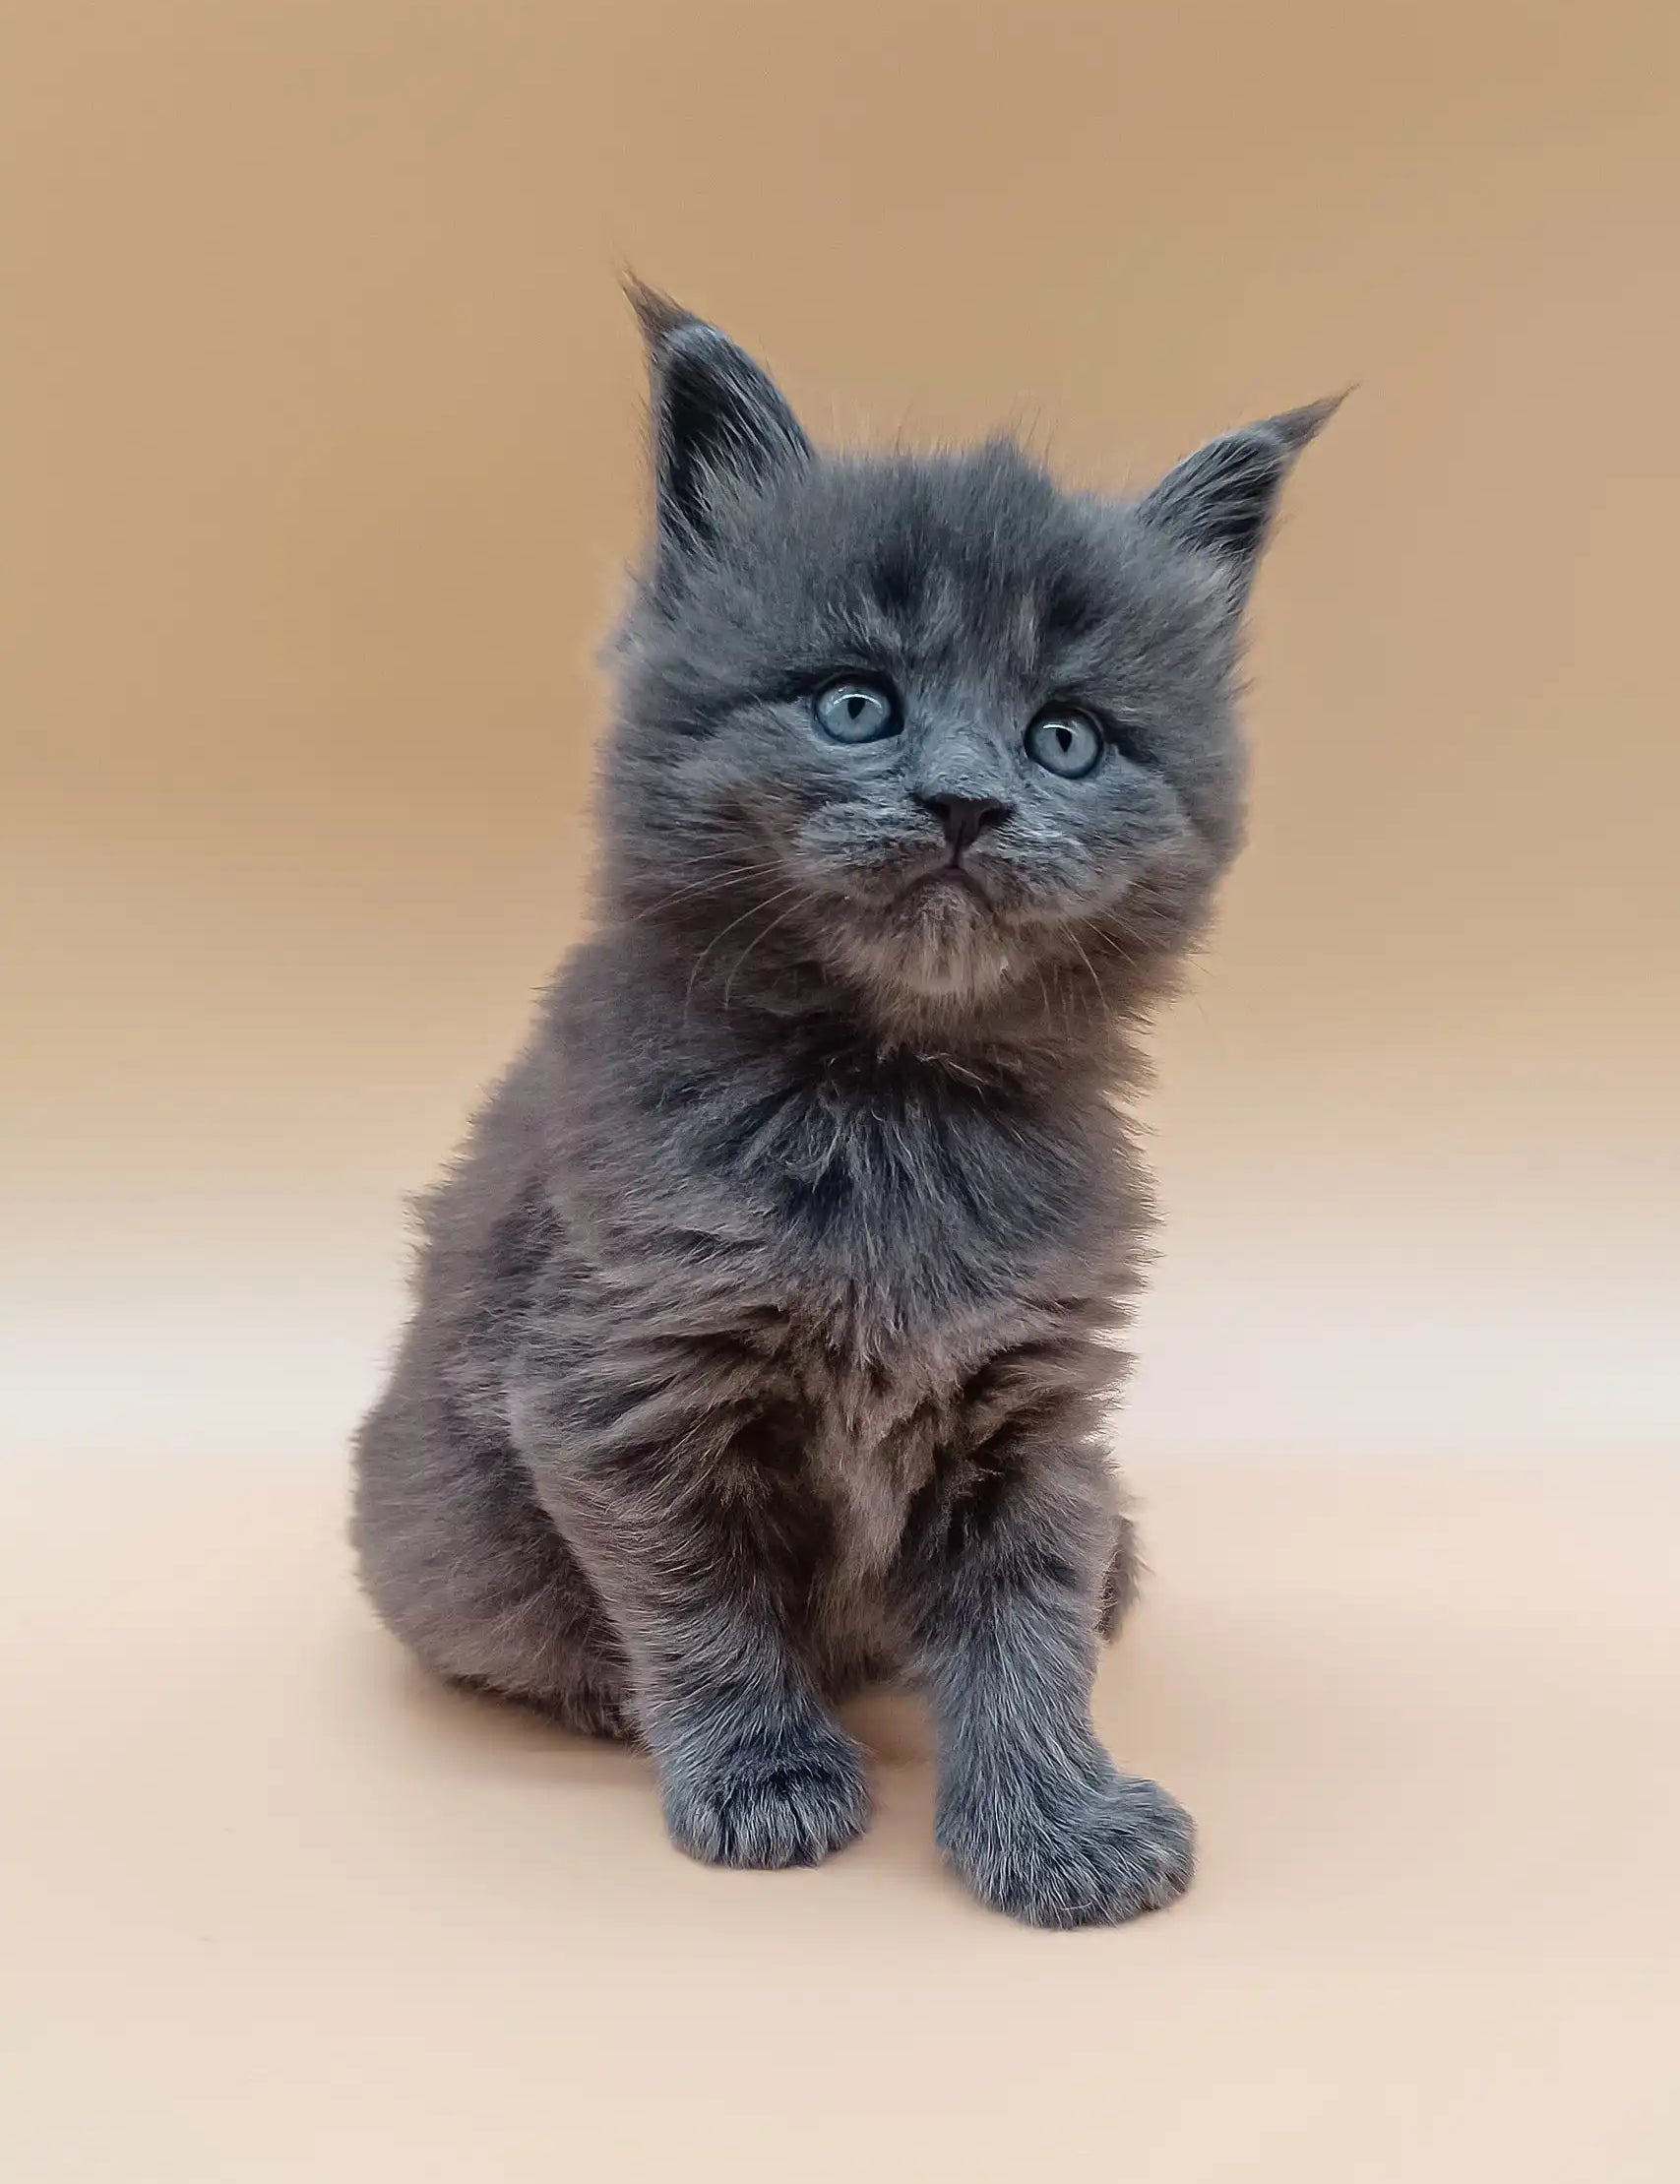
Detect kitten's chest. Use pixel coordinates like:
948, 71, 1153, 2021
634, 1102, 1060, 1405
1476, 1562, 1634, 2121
777, 1302, 1001, 1654
626, 1050, 1133, 1580
795, 1331, 949, 1574
695, 1057, 1113, 1337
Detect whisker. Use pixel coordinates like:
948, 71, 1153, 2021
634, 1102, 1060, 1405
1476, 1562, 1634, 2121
628, 861, 783, 923
720, 897, 806, 1018
1065, 929, 1106, 1019
683, 883, 804, 1030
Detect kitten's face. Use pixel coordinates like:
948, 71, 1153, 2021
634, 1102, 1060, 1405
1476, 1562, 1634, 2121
610, 291, 1332, 1024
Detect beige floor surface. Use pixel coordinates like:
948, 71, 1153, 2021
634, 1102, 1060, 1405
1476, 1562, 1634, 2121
3, 1452, 1676, 2182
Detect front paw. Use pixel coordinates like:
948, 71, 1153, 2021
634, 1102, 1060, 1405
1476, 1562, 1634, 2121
939, 1756, 1195, 1929
661, 1718, 870, 1871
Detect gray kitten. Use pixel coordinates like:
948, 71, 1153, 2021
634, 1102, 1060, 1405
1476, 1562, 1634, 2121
352, 285, 1334, 1927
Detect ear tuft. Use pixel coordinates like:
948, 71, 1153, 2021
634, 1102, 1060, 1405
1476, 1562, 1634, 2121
1140, 391, 1346, 602
1266, 390, 1350, 456
623, 276, 698, 354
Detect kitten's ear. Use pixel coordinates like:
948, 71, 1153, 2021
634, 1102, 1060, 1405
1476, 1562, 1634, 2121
627, 280, 812, 584
1139, 395, 1344, 603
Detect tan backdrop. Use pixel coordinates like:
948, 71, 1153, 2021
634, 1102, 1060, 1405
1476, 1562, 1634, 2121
3, 6, 1677, 2181
4, 0, 1676, 1465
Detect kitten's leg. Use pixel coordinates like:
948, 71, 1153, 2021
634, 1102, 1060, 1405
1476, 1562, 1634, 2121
353, 1371, 634, 1738
902, 1409, 1193, 1928
509, 1376, 868, 1871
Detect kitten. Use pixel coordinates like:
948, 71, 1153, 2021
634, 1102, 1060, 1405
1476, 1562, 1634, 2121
351, 284, 1334, 1927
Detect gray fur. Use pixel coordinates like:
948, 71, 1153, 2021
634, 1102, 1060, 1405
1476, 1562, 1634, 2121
351, 288, 1333, 1926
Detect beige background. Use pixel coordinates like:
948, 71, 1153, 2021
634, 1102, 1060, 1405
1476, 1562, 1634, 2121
3, 4, 1677, 2179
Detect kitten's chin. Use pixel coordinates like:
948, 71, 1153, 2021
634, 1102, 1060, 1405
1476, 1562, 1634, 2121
833, 876, 1018, 1010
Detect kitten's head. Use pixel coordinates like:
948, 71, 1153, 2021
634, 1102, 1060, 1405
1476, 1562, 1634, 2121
605, 285, 1335, 1036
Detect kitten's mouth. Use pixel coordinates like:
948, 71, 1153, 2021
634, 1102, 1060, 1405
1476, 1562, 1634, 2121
899, 865, 992, 908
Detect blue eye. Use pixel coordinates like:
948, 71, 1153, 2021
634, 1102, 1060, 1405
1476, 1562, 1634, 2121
1026, 710, 1103, 780
814, 678, 901, 744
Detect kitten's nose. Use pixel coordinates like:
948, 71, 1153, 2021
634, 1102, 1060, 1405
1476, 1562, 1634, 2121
917, 792, 1013, 855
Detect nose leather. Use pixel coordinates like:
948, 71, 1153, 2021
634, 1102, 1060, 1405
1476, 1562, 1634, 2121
917, 792, 1013, 855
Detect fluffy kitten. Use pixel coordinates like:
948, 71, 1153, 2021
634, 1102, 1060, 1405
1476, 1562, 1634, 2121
351, 286, 1334, 1927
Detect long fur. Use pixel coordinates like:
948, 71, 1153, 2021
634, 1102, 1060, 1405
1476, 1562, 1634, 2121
350, 291, 1332, 1925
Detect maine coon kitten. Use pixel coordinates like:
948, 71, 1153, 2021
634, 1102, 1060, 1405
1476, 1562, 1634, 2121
351, 285, 1334, 1927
